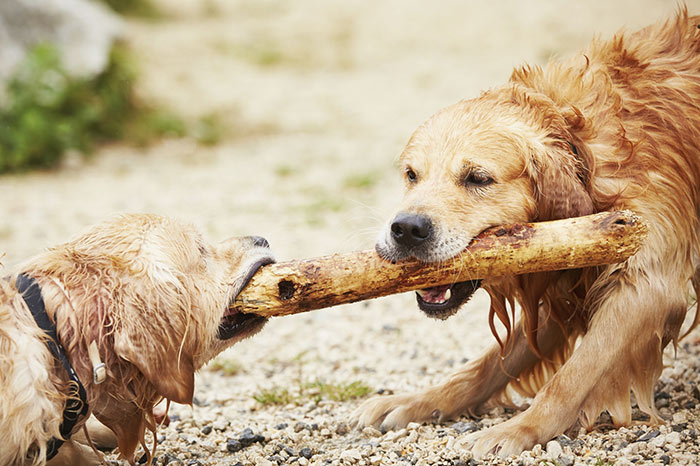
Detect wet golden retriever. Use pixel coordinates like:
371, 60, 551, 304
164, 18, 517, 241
352, 7, 700, 457
0, 214, 274, 465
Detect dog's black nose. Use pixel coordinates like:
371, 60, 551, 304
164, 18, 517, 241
250, 236, 270, 248
390, 213, 433, 248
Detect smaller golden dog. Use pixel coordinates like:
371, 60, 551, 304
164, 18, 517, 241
0, 214, 274, 466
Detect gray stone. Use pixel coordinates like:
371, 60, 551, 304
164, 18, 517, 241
0, 0, 122, 85
559, 457, 574, 466
546, 439, 563, 458
452, 421, 478, 434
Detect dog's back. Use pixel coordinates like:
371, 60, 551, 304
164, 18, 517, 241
510, 8, 700, 268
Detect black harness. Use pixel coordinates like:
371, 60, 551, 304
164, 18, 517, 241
15, 273, 90, 461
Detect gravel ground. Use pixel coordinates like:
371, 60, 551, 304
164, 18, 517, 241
2, 1, 700, 464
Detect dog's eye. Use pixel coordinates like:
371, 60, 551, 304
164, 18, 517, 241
464, 170, 494, 187
405, 168, 418, 183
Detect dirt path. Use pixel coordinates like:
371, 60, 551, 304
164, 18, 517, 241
2, 1, 699, 465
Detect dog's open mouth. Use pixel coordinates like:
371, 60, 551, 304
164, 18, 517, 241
415, 279, 482, 320
217, 256, 275, 340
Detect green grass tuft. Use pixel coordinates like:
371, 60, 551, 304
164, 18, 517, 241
208, 357, 243, 376
253, 386, 297, 406
306, 380, 373, 402
98, 0, 161, 18
191, 113, 225, 146
0, 44, 185, 173
343, 172, 379, 190
253, 379, 372, 406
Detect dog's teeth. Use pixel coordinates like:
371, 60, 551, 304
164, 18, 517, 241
444, 288, 452, 301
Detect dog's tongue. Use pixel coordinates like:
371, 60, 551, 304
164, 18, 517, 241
417, 284, 452, 304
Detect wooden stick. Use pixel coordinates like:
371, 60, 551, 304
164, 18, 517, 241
232, 210, 647, 317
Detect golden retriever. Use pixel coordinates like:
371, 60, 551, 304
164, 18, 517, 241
0, 214, 274, 465
352, 7, 700, 457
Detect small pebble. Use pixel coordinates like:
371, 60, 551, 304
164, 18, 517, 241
362, 426, 382, 437
638, 430, 661, 442
227, 439, 243, 453
384, 428, 407, 442
340, 449, 362, 462
212, 420, 228, 431
672, 412, 688, 424
294, 422, 310, 433
672, 423, 687, 432
299, 447, 313, 459
162, 455, 184, 466
335, 423, 350, 435
452, 421, 478, 434
559, 456, 574, 466
665, 431, 682, 445
239, 427, 265, 446
546, 439, 563, 458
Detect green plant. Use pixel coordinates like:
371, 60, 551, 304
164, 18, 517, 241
343, 172, 379, 190
98, 0, 161, 18
208, 357, 242, 376
594, 459, 615, 466
253, 386, 297, 406
274, 164, 297, 178
305, 380, 373, 402
0, 44, 184, 173
253, 379, 372, 406
192, 113, 225, 146
254, 351, 372, 406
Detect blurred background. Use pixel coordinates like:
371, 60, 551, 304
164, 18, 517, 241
1, 1, 696, 464
0, 0, 683, 266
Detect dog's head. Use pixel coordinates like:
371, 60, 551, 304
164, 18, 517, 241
377, 85, 594, 319
21, 214, 273, 455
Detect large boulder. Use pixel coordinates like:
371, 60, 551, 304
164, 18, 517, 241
0, 0, 123, 83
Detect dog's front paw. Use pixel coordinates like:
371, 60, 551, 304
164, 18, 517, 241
350, 393, 443, 431
463, 416, 539, 458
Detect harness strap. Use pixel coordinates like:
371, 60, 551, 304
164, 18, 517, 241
15, 273, 90, 461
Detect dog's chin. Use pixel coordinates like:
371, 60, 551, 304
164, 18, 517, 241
376, 239, 482, 320
217, 256, 274, 341
415, 279, 482, 320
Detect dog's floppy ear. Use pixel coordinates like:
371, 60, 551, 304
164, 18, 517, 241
531, 139, 594, 221
113, 285, 196, 404
508, 85, 595, 220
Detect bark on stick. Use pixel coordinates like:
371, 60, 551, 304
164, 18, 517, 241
232, 210, 647, 317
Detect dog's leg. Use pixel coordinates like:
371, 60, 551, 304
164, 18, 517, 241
466, 273, 685, 457
350, 308, 568, 430
46, 440, 103, 466
72, 416, 118, 451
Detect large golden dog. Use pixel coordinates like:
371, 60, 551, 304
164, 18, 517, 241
352, 8, 700, 457
0, 214, 274, 465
